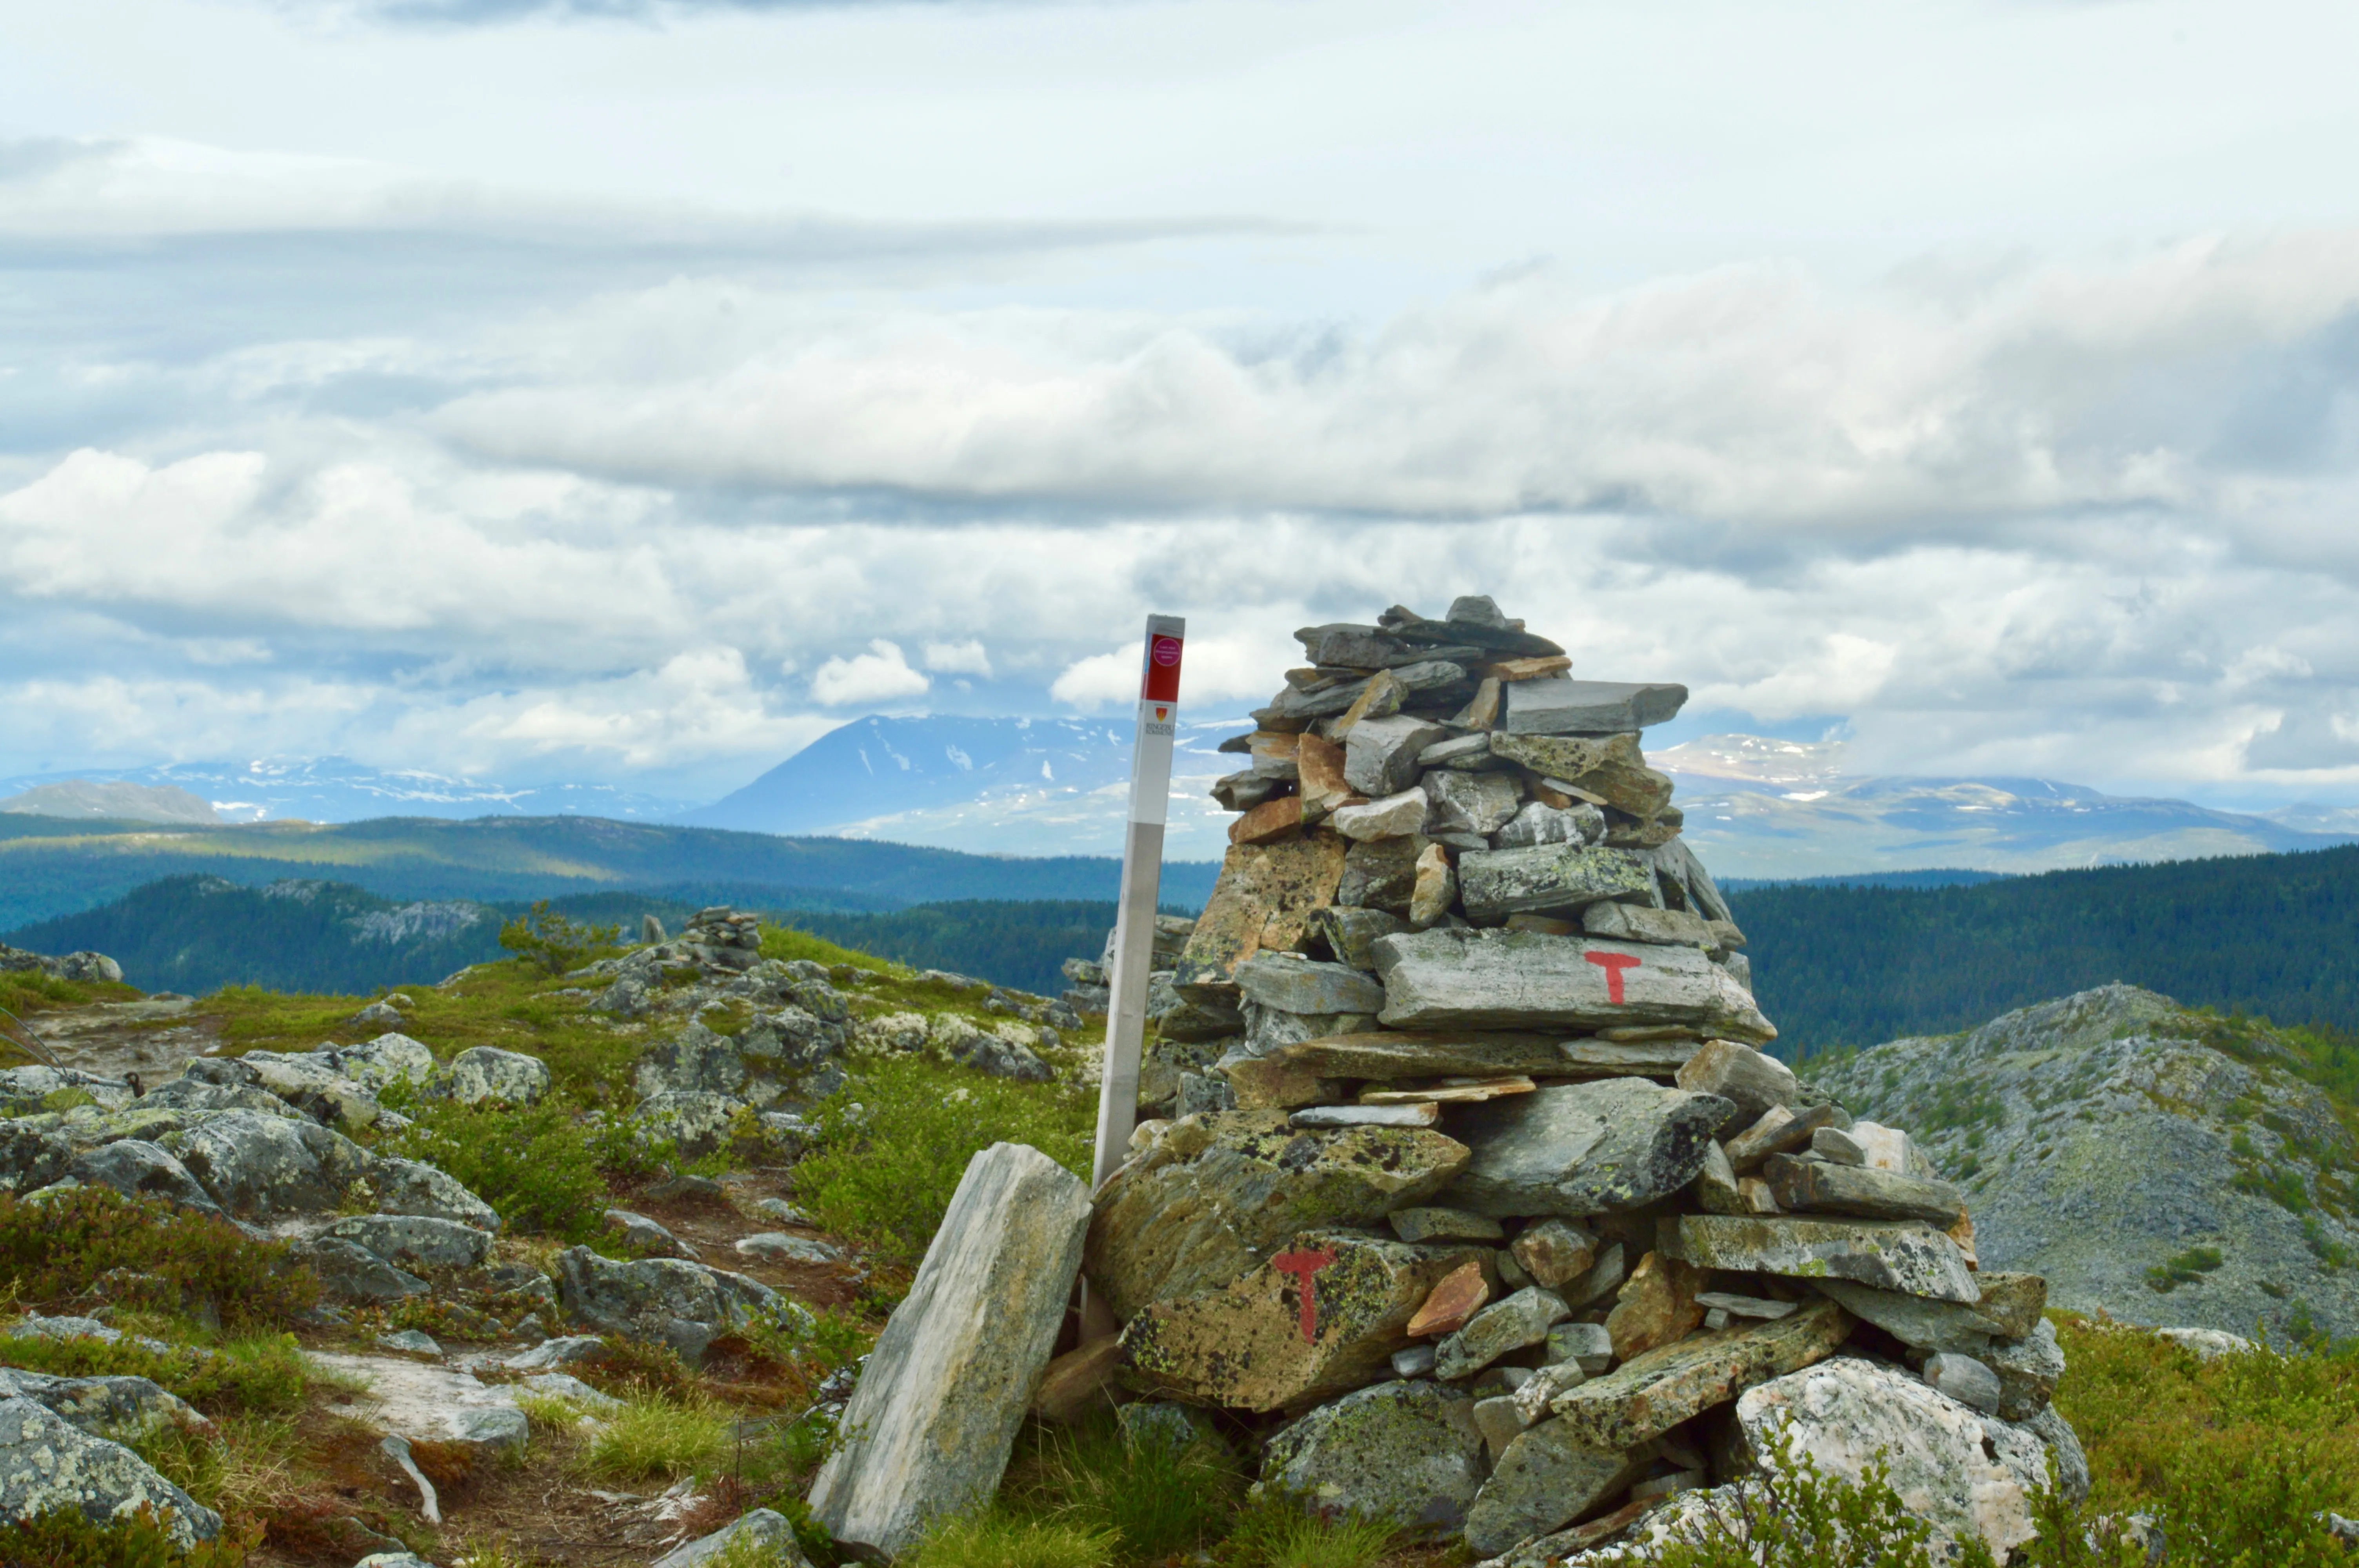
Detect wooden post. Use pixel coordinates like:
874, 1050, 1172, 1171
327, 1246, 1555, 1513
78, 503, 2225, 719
1090, 614, 1185, 1189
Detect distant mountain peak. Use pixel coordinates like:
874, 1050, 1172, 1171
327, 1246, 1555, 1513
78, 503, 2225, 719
0, 779, 220, 826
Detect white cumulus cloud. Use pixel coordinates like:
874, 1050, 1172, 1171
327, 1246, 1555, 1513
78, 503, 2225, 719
810, 640, 931, 707
921, 639, 993, 678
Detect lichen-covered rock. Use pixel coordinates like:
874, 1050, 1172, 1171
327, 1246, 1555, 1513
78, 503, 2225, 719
935, 1016, 1056, 1083
0, 1122, 74, 1196
1463, 1419, 1647, 1557
428, 1047, 550, 1106
1121, 1230, 1487, 1410
1174, 835, 1350, 1002
54, 1140, 220, 1218
811, 1143, 1092, 1563
0, 1368, 209, 1439
1260, 1379, 1487, 1534
1667, 1215, 1978, 1303
652, 1508, 810, 1568
369, 1156, 500, 1230
631, 1089, 744, 1160
1549, 1298, 1854, 1450
324, 1214, 494, 1272
1443, 1080, 1731, 1218
1435, 1287, 1569, 1380
0, 1394, 222, 1546
298, 1236, 429, 1302
1734, 1356, 2051, 1559
1087, 1110, 1472, 1320
554, 1246, 789, 1362
1986, 1318, 2065, 1419
158, 1111, 376, 1219
636, 1023, 748, 1102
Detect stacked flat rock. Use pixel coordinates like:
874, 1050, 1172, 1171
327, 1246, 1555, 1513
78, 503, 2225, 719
1076, 597, 2082, 1565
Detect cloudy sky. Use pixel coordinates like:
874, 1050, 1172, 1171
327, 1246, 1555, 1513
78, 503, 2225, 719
4, 0, 2357, 807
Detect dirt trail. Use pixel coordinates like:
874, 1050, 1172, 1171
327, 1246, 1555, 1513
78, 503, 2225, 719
6, 996, 222, 1085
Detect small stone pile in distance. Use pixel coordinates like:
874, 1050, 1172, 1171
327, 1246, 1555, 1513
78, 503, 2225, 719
1073, 597, 2083, 1565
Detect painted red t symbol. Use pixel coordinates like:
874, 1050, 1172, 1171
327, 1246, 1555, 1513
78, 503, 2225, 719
1272, 1247, 1339, 1343
1585, 950, 1642, 1004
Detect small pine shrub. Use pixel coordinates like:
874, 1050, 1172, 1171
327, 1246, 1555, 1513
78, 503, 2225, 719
0, 1189, 315, 1327
795, 1058, 1090, 1261
499, 901, 623, 976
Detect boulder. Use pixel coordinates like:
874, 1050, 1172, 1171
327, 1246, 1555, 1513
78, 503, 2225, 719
1549, 1299, 1853, 1450
63, 1141, 222, 1216
370, 1156, 501, 1229
158, 1111, 376, 1219
1462, 1419, 1649, 1557
1087, 1110, 1471, 1319
1603, 1250, 1704, 1361
1344, 717, 1451, 798
1672, 1040, 1798, 1131
555, 1247, 787, 1363
334, 1033, 439, 1091
1372, 929, 1775, 1044
429, 1047, 551, 1106
810, 1143, 1092, 1563
1734, 1356, 2051, 1559
1260, 1379, 1488, 1534
0, 1123, 74, 1196
736, 1233, 846, 1265
652, 1509, 810, 1568
939, 1019, 1056, 1083
299, 1237, 429, 1303
636, 1023, 748, 1101
1665, 1216, 1979, 1303
0, 1395, 222, 1546
1457, 844, 1656, 923
0, 1368, 208, 1439
631, 1090, 743, 1159
1423, 772, 1522, 838
324, 1214, 494, 1273
1174, 835, 1350, 1001
1234, 954, 1387, 1017
1120, 1230, 1487, 1410
1442, 1079, 1731, 1218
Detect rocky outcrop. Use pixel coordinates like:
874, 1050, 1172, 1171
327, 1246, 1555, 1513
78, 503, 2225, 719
555, 1247, 793, 1363
1807, 983, 2359, 1343
0, 1394, 221, 1546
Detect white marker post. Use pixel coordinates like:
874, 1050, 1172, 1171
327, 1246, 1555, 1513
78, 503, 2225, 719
1091, 614, 1185, 1189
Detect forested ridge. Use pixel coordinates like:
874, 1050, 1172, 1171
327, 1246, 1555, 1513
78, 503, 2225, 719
1734, 844, 2359, 1054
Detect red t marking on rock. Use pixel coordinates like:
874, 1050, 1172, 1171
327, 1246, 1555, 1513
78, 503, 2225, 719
1584, 950, 1643, 1005
1272, 1246, 1339, 1343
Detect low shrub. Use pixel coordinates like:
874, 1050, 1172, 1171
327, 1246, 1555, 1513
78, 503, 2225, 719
1217, 1495, 1396, 1568
0, 1506, 259, 1567
0, 1330, 309, 1416
0, 1188, 316, 1327
500, 901, 624, 976
582, 1392, 734, 1483
1004, 1417, 1244, 1562
795, 1058, 1091, 1261
384, 1096, 653, 1242
907, 1511, 1117, 1568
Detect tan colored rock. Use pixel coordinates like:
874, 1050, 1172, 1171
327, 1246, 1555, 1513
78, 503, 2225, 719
1408, 844, 1456, 928
1407, 1259, 1490, 1336
1949, 1214, 1980, 1269
1724, 1102, 1839, 1172
1548, 1298, 1853, 1451
1230, 796, 1303, 846
1736, 1177, 1780, 1214
1694, 1140, 1745, 1215
1605, 1249, 1705, 1361
1296, 733, 1357, 822
1086, 1109, 1471, 1319
1174, 834, 1349, 999
1484, 655, 1572, 682
809, 1143, 1092, 1561
1448, 677, 1503, 730
1332, 670, 1409, 740
1033, 1337, 1125, 1424
1510, 1217, 1597, 1289
1360, 1076, 1534, 1106
1120, 1229, 1485, 1412
1224, 1056, 1347, 1111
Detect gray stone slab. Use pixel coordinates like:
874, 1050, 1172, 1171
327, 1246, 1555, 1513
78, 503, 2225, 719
1502, 678, 1688, 735
1233, 953, 1387, 1016
1458, 843, 1656, 922
1443, 1079, 1732, 1218
810, 1143, 1092, 1562
1372, 928, 1778, 1043
1345, 716, 1452, 798
1667, 1215, 1979, 1303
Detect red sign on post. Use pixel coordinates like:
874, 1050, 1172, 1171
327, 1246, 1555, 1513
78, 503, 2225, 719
1143, 633, 1183, 702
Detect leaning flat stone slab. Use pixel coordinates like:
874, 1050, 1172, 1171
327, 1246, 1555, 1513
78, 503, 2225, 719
1120, 1229, 1485, 1411
1665, 1216, 1979, 1303
1457, 843, 1655, 923
1485, 732, 1674, 818
1966, 1273, 2050, 1340
1435, 1286, 1569, 1379
1262, 1030, 1572, 1081
1674, 1040, 1799, 1131
1547, 1298, 1852, 1450
811, 1143, 1092, 1562
1373, 929, 1777, 1044
1581, 902, 1715, 947
1724, 1103, 1839, 1172
1444, 1079, 1731, 1218
1761, 1155, 1966, 1226
1087, 1110, 1470, 1319
1462, 1418, 1649, 1557
1234, 953, 1387, 1016
1502, 678, 1688, 736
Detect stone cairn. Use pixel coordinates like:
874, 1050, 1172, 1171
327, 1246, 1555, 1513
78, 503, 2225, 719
816, 597, 2085, 1567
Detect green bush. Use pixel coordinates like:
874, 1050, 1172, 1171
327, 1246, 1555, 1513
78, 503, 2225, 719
0, 1331, 308, 1417
1217, 1495, 1396, 1568
906, 1512, 1116, 1568
795, 1058, 1091, 1261
580, 1392, 733, 1483
2145, 1244, 2226, 1293
499, 900, 623, 976
384, 1096, 654, 1242
1005, 1416, 1244, 1562
0, 1506, 256, 1567
0, 1189, 315, 1328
